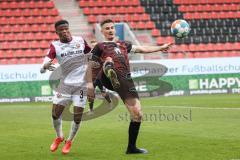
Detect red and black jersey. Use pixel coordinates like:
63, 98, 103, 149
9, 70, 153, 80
91, 40, 132, 76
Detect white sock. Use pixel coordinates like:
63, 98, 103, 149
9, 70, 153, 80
52, 118, 63, 138
67, 121, 80, 141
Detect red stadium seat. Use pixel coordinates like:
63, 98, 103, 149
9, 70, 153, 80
12, 9, 22, 17
28, 1, 36, 9
0, 2, 9, 9
31, 8, 40, 16
0, 50, 4, 58
136, 21, 145, 30
175, 53, 185, 59
34, 16, 45, 24
145, 21, 155, 29
152, 29, 160, 37
17, 17, 26, 25
18, 33, 26, 41
22, 9, 31, 17
26, 16, 35, 24
2, 25, 11, 33
141, 13, 150, 21
31, 41, 40, 49
40, 40, 49, 49
12, 25, 21, 33
88, 15, 97, 23
22, 24, 30, 32
31, 24, 39, 32
36, 1, 44, 8
83, 8, 91, 15
10, 58, 18, 64
19, 58, 28, 64
18, 1, 28, 9
35, 32, 45, 41
25, 33, 35, 41
0, 17, 8, 25
0, 59, 8, 64
46, 1, 54, 8
15, 49, 24, 57
50, 8, 59, 16
79, 1, 88, 7
0, 42, 9, 50
41, 24, 49, 32
9, 17, 18, 25
4, 9, 12, 17
45, 16, 55, 24
35, 48, 43, 57
0, 33, 4, 41
5, 50, 14, 58
29, 57, 38, 64
5, 33, 15, 41
25, 49, 33, 57
21, 41, 29, 49
187, 52, 195, 58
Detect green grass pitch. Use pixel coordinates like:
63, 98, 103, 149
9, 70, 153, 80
0, 94, 240, 160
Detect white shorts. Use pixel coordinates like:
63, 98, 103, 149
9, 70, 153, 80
53, 85, 87, 108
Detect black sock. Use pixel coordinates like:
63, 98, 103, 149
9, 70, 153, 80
128, 121, 141, 149
89, 101, 94, 111
104, 94, 112, 103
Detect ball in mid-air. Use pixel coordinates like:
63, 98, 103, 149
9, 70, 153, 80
171, 19, 190, 38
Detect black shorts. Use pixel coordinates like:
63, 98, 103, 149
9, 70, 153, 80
100, 70, 139, 101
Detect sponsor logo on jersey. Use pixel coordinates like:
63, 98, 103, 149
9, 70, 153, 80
60, 50, 83, 57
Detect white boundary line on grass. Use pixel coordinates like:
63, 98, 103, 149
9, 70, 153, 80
149, 105, 240, 110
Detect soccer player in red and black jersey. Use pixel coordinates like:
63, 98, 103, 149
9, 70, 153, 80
90, 19, 172, 154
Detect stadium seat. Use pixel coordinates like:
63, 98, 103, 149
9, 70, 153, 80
19, 58, 28, 64
10, 58, 18, 64
5, 50, 14, 58
151, 29, 160, 37
0, 59, 8, 64
29, 57, 38, 64
15, 49, 24, 57
0, 50, 4, 58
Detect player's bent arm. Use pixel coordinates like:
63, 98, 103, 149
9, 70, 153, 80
40, 56, 54, 73
132, 43, 173, 54
86, 61, 95, 101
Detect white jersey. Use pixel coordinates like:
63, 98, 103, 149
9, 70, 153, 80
46, 36, 91, 86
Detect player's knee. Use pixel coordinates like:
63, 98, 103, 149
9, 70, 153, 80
105, 57, 113, 62
52, 113, 60, 120
131, 111, 142, 122
74, 116, 82, 124
130, 107, 143, 122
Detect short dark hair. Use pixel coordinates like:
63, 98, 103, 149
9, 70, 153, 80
55, 20, 69, 29
100, 19, 114, 27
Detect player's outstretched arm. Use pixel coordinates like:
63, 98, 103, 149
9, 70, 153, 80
133, 42, 173, 54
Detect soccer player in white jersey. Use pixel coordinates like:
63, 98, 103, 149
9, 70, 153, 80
40, 20, 94, 154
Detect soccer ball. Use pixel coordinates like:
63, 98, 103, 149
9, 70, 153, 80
171, 19, 190, 38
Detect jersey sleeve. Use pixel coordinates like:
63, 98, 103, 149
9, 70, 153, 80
47, 43, 56, 59
124, 41, 134, 53
91, 43, 102, 62
84, 40, 91, 54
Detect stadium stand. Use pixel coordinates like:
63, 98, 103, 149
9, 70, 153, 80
78, 0, 240, 59
0, 0, 61, 64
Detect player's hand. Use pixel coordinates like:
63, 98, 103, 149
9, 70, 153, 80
87, 82, 95, 102
161, 43, 174, 52
43, 60, 55, 71
92, 61, 101, 68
